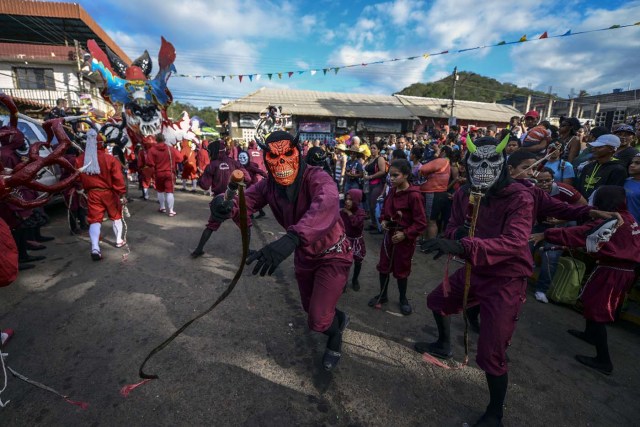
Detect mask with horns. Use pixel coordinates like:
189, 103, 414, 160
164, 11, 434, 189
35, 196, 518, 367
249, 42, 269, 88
465, 134, 509, 191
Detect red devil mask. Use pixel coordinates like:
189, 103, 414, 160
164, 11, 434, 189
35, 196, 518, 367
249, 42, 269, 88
264, 132, 300, 186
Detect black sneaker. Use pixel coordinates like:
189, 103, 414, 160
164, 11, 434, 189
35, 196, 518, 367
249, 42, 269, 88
400, 298, 412, 315
91, 251, 102, 261
368, 295, 388, 307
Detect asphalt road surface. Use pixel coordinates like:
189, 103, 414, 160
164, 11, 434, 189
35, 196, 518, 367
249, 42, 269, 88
1, 185, 639, 426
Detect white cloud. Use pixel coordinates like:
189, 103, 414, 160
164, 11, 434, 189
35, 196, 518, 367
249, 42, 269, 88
504, 3, 640, 96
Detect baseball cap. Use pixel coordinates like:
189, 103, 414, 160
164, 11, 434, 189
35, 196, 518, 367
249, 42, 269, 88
613, 124, 635, 134
589, 134, 620, 149
525, 110, 540, 119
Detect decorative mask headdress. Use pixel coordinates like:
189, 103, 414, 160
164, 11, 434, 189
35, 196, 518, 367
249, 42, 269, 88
263, 131, 300, 186
465, 134, 510, 191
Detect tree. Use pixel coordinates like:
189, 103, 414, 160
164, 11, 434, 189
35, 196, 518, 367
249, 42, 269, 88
578, 89, 589, 98
396, 71, 550, 103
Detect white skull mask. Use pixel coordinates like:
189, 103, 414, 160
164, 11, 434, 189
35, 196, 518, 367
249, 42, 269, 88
238, 152, 249, 166
466, 144, 505, 191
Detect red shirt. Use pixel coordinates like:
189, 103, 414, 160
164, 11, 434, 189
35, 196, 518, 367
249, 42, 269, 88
76, 149, 126, 195
146, 143, 183, 175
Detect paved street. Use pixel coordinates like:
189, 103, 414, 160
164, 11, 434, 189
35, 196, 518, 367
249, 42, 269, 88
1, 186, 639, 426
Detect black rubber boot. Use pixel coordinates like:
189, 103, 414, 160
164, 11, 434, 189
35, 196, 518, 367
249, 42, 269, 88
351, 262, 362, 291
78, 208, 89, 230
191, 228, 213, 258
368, 273, 390, 306
575, 321, 612, 375
414, 311, 452, 358
398, 278, 411, 315
473, 372, 507, 426
322, 310, 350, 371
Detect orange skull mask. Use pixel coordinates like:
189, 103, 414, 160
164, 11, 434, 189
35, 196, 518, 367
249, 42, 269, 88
265, 139, 300, 186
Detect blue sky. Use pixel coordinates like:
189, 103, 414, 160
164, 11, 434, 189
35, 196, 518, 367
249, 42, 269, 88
68, 0, 640, 106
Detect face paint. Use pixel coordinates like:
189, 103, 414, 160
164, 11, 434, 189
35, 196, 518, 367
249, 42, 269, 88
265, 139, 300, 186
466, 144, 505, 191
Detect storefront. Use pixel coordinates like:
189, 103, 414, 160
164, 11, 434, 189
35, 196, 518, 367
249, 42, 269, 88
298, 120, 334, 144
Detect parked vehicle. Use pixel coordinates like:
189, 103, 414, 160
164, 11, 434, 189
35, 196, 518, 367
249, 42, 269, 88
0, 115, 63, 203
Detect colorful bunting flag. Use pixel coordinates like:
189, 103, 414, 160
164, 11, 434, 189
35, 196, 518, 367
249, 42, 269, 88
170, 22, 636, 83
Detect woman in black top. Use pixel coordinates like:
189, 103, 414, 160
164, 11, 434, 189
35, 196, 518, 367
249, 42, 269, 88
363, 142, 388, 233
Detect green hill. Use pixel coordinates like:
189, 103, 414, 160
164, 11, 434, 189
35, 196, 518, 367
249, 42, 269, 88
396, 71, 549, 103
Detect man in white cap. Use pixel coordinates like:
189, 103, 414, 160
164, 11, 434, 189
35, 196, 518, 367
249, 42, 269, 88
575, 134, 627, 200
75, 129, 127, 260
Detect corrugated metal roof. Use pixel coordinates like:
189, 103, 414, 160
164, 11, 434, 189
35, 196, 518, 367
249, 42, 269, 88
396, 95, 522, 123
220, 88, 417, 120
0, 42, 76, 62
0, 0, 131, 63
221, 88, 523, 123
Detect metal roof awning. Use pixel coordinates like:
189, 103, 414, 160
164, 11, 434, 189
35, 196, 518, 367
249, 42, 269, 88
0, 0, 131, 63
221, 88, 419, 120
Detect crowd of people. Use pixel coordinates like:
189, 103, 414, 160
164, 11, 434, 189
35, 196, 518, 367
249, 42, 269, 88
2, 105, 640, 426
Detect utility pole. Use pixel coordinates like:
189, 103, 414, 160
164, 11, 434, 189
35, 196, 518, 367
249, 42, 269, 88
74, 39, 84, 93
449, 66, 458, 125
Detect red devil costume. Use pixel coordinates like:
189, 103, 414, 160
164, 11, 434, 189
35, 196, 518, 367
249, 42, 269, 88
340, 188, 367, 291
76, 130, 127, 260
210, 131, 353, 371
543, 186, 640, 375
146, 135, 182, 216
180, 140, 198, 192
137, 138, 154, 200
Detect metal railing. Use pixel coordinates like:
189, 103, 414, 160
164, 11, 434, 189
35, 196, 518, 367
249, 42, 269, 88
0, 88, 114, 115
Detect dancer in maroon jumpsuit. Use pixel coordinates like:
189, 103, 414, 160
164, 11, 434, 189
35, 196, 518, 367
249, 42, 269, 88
340, 188, 366, 291
238, 150, 268, 218
190, 140, 249, 257
211, 131, 353, 371
418, 136, 534, 427
534, 185, 640, 375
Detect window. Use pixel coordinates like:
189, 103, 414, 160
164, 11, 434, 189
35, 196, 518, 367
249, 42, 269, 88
13, 67, 56, 90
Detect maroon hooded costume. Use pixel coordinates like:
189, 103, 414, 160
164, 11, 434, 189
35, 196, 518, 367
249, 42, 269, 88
544, 211, 640, 322
427, 182, 534, 376
210, 165, 353, 332
376, 185, 427, 279
247, 140, 266, 175
199, 150, 249, 198
340, 188, 367, 262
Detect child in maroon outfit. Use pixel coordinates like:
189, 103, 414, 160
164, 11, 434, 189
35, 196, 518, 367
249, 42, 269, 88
340, 189, 367, 291
369, 159, 427, 315
534, 185, 640, 375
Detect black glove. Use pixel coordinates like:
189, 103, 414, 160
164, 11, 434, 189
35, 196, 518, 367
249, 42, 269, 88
246, 232, 299, 276
209, 195, 233, 222
420, 238, 464, 260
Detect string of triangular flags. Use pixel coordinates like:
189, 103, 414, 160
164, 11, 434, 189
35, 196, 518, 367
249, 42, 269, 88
173, 22, 640, 82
